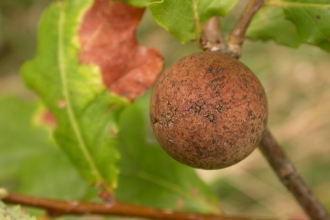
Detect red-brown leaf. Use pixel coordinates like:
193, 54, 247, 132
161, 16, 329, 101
79, 0, 164, 101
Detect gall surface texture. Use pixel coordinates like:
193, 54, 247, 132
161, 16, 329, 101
150, 52, 268, 169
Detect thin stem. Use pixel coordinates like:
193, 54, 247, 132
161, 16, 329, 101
259, 129, 330, 220
227, 0, 264, 58
201, 16, 226, 52
2, 191, 275, 220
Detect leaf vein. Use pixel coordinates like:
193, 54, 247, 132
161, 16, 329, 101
265, 0, 330, 9
302, 7, 328, 39
58, 3, 103, 185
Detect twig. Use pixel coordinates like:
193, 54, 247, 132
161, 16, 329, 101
259, 129, 330, 220
227, 0, 264, 58
201, 16, 226, 53
1, 191, 276, 220
225, 2, 329, 218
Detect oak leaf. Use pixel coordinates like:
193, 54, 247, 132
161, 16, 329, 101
79, 0, 164, 101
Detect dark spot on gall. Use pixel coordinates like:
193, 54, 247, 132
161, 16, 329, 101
195, 146, 203, 156
151, 117, 158, 124
209, 76, 225, 91
243, 79, 248, 86
216, 103, 223, 112
207, 67, 213, 73
205, 112, 215, 122
193, 104, 201, 113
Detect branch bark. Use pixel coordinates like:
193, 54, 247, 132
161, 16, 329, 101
201, 16, 226, 53
227, 0, 264, 58
259, 129, 330, 220
202, 1, 263, 58
2, 191, 274, 220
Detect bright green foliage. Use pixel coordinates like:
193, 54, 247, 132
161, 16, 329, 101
282, 0, 330, 51
249, 0, 330, 51
115, 91, 221, 214
20, 0, 129, 192
0, 97, 94, 200
247, 7, 303, 47
149, 0, 238, 44
121, 0, 154, 7
0, 201, 36, 220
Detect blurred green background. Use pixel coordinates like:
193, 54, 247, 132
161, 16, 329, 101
1, 0, 330, 219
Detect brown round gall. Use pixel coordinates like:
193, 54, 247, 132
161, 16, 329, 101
150, 52, 268, 169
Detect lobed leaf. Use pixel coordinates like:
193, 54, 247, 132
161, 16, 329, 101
79, 0, 164, 101
149, 0, 238, 44
0, 201, 36, 220
247, 7, 303, 48
281, 0, 330, 51
250, 0, 330, 52
116, 91, 222, 214
20, 0, 129, 193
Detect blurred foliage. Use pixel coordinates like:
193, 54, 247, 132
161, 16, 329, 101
247, 7, 302, 48
0, 201, 36, 220
0, 96, 98, 218
148, 0, 237, 43
247, 0, 330, 52
0, 0, 52, 75
0, 1, 330, 220
0, 97, 100, 199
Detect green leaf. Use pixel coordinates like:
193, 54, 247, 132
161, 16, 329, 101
261, 0, 330, 52
20, 0, 129, 192
0, 201, 36, 220
280, 1, 330, 43
121, 0, 155, 7
0, 96, 94, 201
247, 7, 303, 48
115, 91, 221, 214
149, 0, 237, 44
